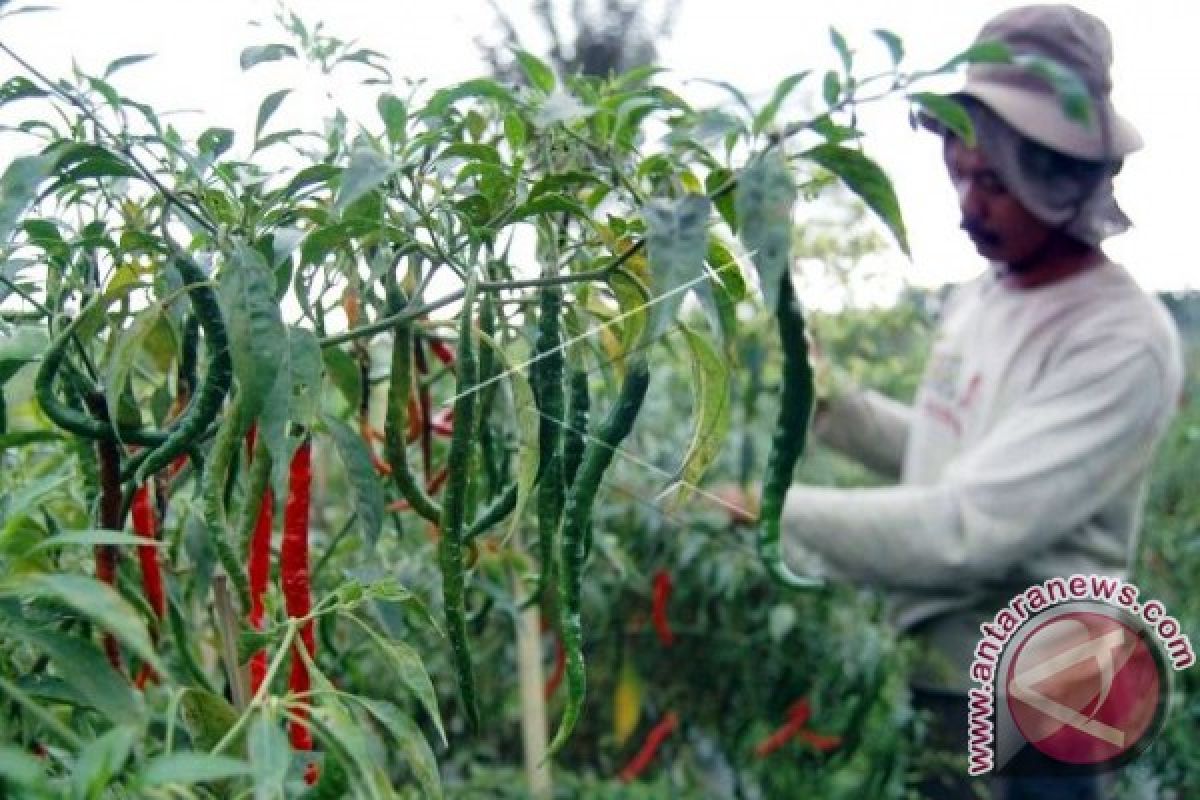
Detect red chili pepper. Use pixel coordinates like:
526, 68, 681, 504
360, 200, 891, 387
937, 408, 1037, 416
753, 697, 840, 757
244, 425, 273, 693
618, 711, 679, 783
131, 481, 166, 687
359, 417, 392, 476
429, 339, 456, 367
431, 406, 454, 437
406, 393, 422, 443
651, 570, 675, 648
282, 438, 316, 755
544, 633, 566, 699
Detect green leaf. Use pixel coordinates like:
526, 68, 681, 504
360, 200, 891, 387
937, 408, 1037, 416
608, 265, 650, 358
105, 305, 163, 434
377, 92, 407, 146
0, 154, 53, 243
285, 325, 322, 428
0, 744, 47, 790
351, 615, 446, 747
73, 724, 139, 798
198, 127, 234, 158
440, 142, 502, 165
335, 146, 394, 214
874, 29, 904, 65
239, 43, 297, 70
140, 753, 254, 786
180, 689, 242, 753
322, 415, 385, 550
514, 49, 556, 92
1014, 53, 1094, 125
32, 529, 165, 553
0, 325, 47, 384
695, 236, 744, 347
643, 193, 712, 339
285, 164, 341, 198
706, 168, 737, 232
219, 244, 287, 424
0, 76, 47, 106
5, 574, 165, 676
805, 143, 909, 256
933, 40, 1011, 73
422, 78, 514, 117
830, 27, 852, 71
247, 711, 288, 800
752, 71, 811, 135
1, 473, 70, 538
104, 53, 155, 78
735, 151, 796, 311
254, 88, 291, 144
910, 92, 975, 145
506, 194, 590, 226
661, 325, 731, 511
354, 698, 442, 798
822, 70, 841, 106
1, 622, 139, 723
321, 346, 361, 412
503, 111, 526, 150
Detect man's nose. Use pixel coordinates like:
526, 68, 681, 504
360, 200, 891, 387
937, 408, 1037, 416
956, 179, 986, 221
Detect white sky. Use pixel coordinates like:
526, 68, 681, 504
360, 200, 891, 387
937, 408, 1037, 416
1, 0, 1196, 294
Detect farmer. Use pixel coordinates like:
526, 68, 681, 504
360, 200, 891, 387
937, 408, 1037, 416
722, 5, 1183, 799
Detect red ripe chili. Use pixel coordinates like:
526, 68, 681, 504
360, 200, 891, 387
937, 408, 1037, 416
429, 339, 456, 367
753, 697, 840, 757
131, 482, 165, 687
131, 483, 166, 620
651, 570, 675, 648
544, 633, 566, 700
282, 438, 316, 754
618, 711, 679, 783
245, 426, 273, 695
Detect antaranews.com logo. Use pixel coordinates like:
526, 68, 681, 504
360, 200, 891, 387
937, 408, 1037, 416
966, 574, 1194, 777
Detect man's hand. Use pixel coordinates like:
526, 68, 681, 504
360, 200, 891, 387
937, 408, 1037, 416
707, 483, 760, 526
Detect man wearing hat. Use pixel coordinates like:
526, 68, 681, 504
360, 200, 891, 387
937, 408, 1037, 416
726, 5, 1184, 798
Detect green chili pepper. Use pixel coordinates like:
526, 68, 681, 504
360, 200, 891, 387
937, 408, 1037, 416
533, 287, 565, 606
383, 284, 442, 524
547, 356, 650, 757
132, 254, 234, 484
758, 274, 824, 592
201, 409, 251, 610
562, 367, 589, 487
438, 273, 481, 732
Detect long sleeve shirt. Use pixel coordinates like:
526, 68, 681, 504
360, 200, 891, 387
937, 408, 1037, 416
783, 261, 1184, 691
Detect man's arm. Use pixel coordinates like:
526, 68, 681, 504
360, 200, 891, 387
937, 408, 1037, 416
813, 389, 913, 478
781, 340, 1177, 591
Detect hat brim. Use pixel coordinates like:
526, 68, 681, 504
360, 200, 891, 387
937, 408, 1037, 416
956, 76, 1142, 161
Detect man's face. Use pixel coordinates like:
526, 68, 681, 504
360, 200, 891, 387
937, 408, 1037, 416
943, 135, 1055, 267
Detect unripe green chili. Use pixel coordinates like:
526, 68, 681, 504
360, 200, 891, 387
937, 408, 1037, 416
758, 275, 824, 591
562, 367, 589, 488
547, 356, 650, 756
438, 273, 481, 733
201, 409, 251, 610
533, 287, 565, 606
383, 285, 442, 524
132, 254, 233, 483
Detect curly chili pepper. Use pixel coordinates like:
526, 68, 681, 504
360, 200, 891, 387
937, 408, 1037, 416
651, 570, 675, 648
618, 711, 679, 783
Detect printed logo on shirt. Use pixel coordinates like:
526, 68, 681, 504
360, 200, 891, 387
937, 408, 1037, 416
965, 576, 1192, 778
920, 350, 982, 435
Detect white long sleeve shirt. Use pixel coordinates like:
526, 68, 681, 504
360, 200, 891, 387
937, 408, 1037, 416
783, 261, 1184, 691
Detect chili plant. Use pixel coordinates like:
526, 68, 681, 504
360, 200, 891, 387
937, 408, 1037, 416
0, 9, 1007, 797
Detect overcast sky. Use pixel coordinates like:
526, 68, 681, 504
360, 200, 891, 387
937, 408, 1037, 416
2, 0, 1195, 294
